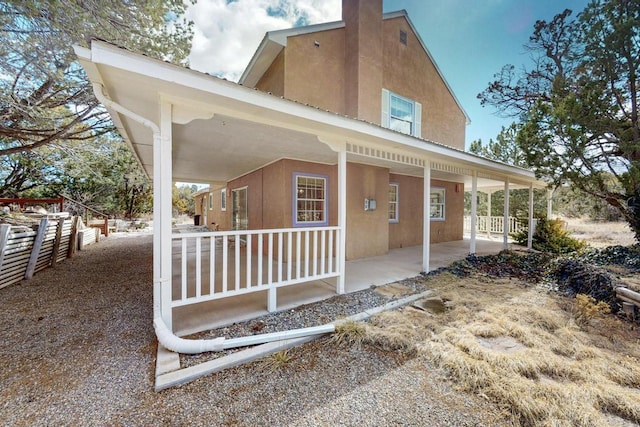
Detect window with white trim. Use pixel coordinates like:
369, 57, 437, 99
381, 89, 422, 137
220, 189, 227, 211
293, 173, 328, 226
208, 192, 213, 210
388, 183, 399, 222
430, 188, 445, 220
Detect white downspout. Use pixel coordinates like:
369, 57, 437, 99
92, 83, 335, 355
89, 83, 217, 353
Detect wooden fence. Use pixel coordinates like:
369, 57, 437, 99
0, 216, 98, 290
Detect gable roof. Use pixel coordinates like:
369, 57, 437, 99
239, 10, 470, 125
239, 20, 345, 87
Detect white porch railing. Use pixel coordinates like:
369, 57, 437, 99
171, 226, 340, 311
463, 216, 523, 235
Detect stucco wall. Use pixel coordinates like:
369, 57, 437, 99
387, 175, 464, 247
284, 29, 346, 114
250, 2, 466, 150
256, 50, 285, 97
223, 159, 338, 231
382, 17, 466, 149
388, 174, 423, 248
430, 179, 464, 243
343, 0, 383, 123
227, 171, 263, 230
346, 163, 389, 260
205, 188, 230, 231
205, 160, 462, 259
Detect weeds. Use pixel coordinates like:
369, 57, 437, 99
332, 317, 417, 355
332, 320, 368, 348
573, 294, 611, 327
260, 349, 293, 372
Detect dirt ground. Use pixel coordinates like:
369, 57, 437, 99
1, 222, 639, 426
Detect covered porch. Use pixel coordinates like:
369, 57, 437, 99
172, 236, 515, 336
75, 41, 545, 341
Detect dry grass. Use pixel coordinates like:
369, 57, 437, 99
564, 217, 636, 247
259, 349, 294, 372
357, 274, 640, 427
333, 317, 417, 355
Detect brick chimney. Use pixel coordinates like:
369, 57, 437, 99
342, 0, 383, 124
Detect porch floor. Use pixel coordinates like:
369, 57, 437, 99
173, 236, 518, 336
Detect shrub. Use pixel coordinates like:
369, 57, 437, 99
513, 216, 586, 254
554, 259, 621, 313
573, 293, 611, 326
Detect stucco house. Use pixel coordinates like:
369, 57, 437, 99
75, 0, 543, 362
195, 0, 471, 256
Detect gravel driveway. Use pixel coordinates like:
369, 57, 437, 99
0, 233, 506, 426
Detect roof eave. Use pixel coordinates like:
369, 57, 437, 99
79, 41, 542, 187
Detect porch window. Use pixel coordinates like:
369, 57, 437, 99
430, 188, 445, 220
388, 183, 399, 222
220, 189, 227, 211
381, 89, 422, 137
293, 173, 328, 226
208, 192, 213, 210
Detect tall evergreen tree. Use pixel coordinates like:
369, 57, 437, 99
0, 1, 193, 155
479, 1, 640, 239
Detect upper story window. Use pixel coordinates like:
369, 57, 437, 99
388, 183, 399, 223
391, 95, 414, 135
208, 192, 213, 210
381, 89, 422, 138
293, 173, 328, 226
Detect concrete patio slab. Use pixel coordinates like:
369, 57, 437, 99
172, 236, 518, 336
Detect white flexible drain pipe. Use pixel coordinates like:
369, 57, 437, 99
154, 318, 226, 354
92, 83, 236, 355
92, 82, 336, 355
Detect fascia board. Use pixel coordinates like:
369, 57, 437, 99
383, 10, 472, 125
238, 33, 276, 85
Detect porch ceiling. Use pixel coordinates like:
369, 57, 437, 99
75, 41, 545, 189
171, 115, 337, 183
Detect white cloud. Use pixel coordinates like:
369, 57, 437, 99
186, 0, 340, 81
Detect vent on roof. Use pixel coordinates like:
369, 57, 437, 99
400, 30, 407, 45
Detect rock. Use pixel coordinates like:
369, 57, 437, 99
476, 336, 525, 354
412, 297, 447, 314
374, 282, 412, 297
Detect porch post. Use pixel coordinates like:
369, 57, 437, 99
486, 190, 493, 238
337, 149, 347, 294
155, 100, 173, 330
470, 171, 477, 254
528, 183, 534, 250
423, 162, 431, 272
503, 178, 510, 249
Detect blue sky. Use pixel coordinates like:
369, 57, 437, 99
382, 0, 590, 148
186, 0, 591, 148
